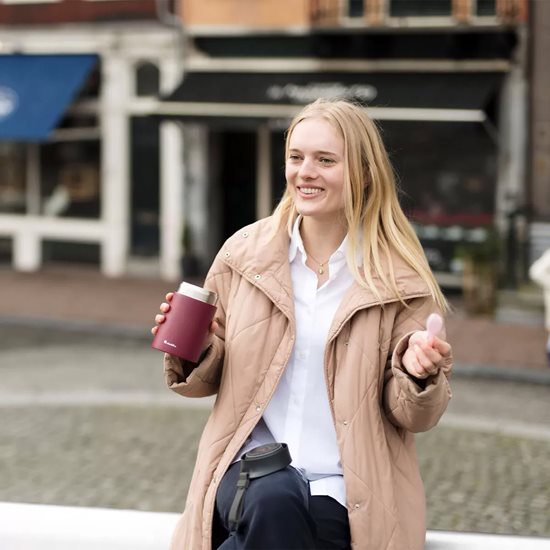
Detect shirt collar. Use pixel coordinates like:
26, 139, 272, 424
288, 215, 349, 266
288, 216, 304, 263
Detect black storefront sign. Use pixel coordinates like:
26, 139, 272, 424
163, 71, 502, 113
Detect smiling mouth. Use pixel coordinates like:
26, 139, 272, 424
298, 186, 325, 196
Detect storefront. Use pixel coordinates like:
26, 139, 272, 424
159, 66, 512, 287
0, 25, 183, 279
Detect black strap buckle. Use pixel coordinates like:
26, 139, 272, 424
227, 443, 292, 531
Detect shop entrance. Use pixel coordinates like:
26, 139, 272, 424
130, 117, 160, 262
209, 129, 257, 248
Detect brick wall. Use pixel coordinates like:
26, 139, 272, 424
0, 0, 160, 25
180, 0, 312, 27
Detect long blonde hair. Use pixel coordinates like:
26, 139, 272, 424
272, 98, 448, 311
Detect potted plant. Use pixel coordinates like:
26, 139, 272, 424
455, 227, 500, 316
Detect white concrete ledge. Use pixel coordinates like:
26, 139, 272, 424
0, 502, 177, 550
0, 502, 549, 549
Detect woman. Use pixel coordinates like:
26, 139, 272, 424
153, 99, 453, 550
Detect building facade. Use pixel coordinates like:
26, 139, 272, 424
164, 0, 530, 290
0, 0, 541, 290
0, 0, 185, 279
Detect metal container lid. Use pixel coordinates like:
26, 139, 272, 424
177, 281, 218, 305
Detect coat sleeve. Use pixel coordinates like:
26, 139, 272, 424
383, 296, 453, 433
163, 255, 230, 398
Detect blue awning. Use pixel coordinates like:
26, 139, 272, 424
0, 54, 98, 142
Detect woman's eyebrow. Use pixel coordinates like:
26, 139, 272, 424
288, 147, 339, 156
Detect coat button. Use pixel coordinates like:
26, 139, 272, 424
242, 232, 249, 238
343, 420, 348, 426
354, 503, 360, 509
224, 252, 230, 257
254, 274, 261, 280
256, 406, 261, 412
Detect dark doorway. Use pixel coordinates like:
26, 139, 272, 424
130, 116, 160, 256
210, 129, 257, 245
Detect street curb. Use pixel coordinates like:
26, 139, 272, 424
0, 315, 150, 341
2, 315, 550, 385
453, 363, 550, 385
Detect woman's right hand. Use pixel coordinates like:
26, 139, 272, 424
151, 292, 174, 336
151, 292, 219, 356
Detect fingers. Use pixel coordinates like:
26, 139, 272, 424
413, 344, 441, 376
209, 319, 219, 334
151, 300, 171, 335
403, 338, 446, 379
432, 336, 452, 356
402, 348, 429, 379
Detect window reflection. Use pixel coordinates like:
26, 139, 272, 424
0, 142, 26, 214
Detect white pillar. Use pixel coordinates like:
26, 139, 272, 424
159, 57, 182, 95
14, 229, 41, 272
495, 65, 528, 232
99, 54, 131, 277
184, 124, 210, 265
160, 120, 184, 281
256, 124, 272, 220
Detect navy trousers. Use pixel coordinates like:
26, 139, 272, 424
212, 461, 351, 549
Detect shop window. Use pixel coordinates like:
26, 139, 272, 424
0, 237, 12, 265
477, 0, 496, 16
390, 0, 452, 17
130, 116, 160, 256
0, 143, 26, 214
136, 61, 160, 97
42, 240, 100, 265
348, 0, 364, 17
40, 141, 101, 219
382, 121, 497, 277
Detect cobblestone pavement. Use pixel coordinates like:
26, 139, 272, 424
1, 324, 549, 538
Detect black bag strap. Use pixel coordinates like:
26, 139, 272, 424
228, 471, 250, 530
227, 443, 291, 531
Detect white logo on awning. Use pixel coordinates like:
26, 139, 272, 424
0, 86, 18, 120
267, 82, 378, 104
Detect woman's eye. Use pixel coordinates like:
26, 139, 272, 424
288, 154, 301, 161
319, 157, 335, 165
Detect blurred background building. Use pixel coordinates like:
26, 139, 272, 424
0, 0, 547, 307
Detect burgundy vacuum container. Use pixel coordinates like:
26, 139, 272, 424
151, 282, 218, 362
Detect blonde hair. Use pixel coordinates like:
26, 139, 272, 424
273, 98, 448, 312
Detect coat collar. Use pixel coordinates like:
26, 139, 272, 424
220, 216, 431, 330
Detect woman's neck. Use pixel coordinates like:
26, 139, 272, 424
299, 215, 347, 263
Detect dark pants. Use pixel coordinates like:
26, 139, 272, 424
212, 461, 351, 550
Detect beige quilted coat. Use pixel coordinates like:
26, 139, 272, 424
164, 216, 453, 550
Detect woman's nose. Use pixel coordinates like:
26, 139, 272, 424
298, 158, 317, 179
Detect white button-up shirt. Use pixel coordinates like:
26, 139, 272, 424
239, 217, 355, 507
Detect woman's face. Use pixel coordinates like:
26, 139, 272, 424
285, 117, 346, 224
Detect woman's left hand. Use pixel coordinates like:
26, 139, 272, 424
402, 331, 452, 380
